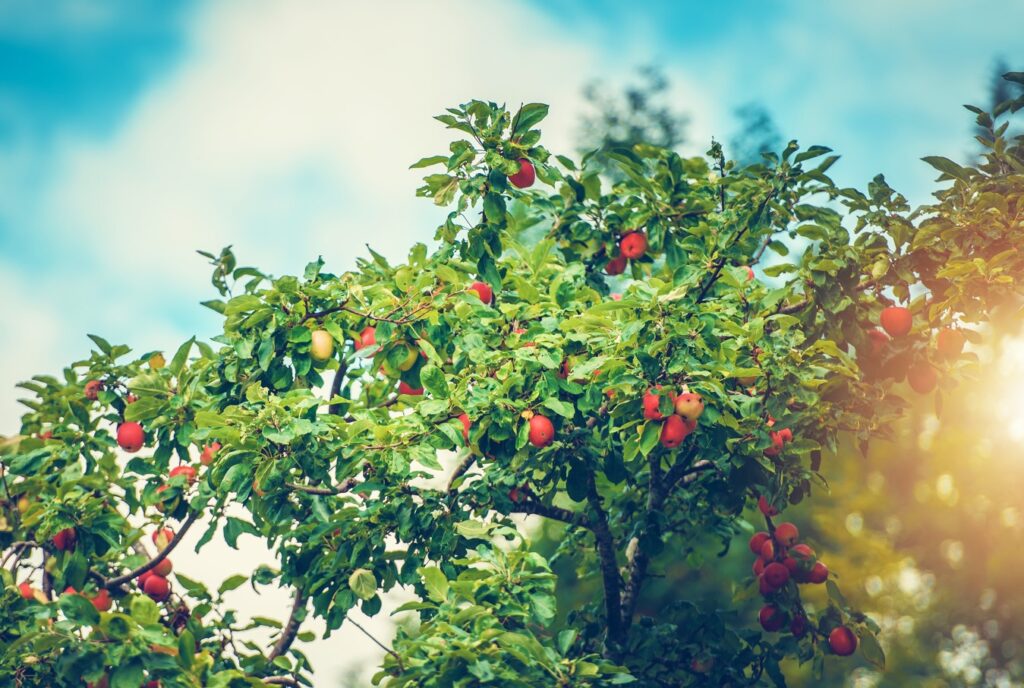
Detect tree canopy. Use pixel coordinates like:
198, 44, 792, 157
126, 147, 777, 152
2, 72, 1023, 687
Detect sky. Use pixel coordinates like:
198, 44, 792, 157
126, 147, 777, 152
1, 0, 1022, 681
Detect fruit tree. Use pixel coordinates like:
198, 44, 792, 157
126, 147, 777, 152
2, 76, 1023, 687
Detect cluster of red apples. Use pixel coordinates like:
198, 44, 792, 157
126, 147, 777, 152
869, 305, 966, 394
604, 230, 649, 276
642, 386, 704, 448
751, 500, 857, 656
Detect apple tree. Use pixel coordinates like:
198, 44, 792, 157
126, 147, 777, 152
2, 75, 1022, 687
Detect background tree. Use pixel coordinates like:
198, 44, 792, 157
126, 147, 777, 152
1, 74, 1022, 687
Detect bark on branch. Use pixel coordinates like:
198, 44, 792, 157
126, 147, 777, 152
104, 510, 199, 589
267, 586, 307, 663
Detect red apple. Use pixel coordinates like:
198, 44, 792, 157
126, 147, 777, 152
749, 532, 770, 556
907, 361, 938, 394
936, 327, 965, 359
673, 392, 704, 422
743, 265, 755, 281
355, 326, 377, 351
866, 328, 889, 356
758, 574, 776, 596
53, 527, 76, 552
659, 415, 692, 449
619, 231, 648, 260
468, 281, 493, 305
152, 527, 175, 549
169, 465, 197, 484
790, 615, 808, 637
774, 522, 799, 547
84, 379, 103, 401
880, 306, 912, 337
143, 574, 171, 602
763, 562, 790, 588
38, 430, 53, 440
610, 293, 622, 301
605, 254, 627, 275
152, 558, 173, 577
528, 415, 555, 448
117, 421, 145, 453
137, 570, 154, 591
790, 543, 815, 562
508, 158, 535, 189
759, 604, 785, 632
200, 442, 221, 466
759, 539, 775, 562
752, 558, 765, 576
758, 495, 779, 517
828, 626, 857, 656
642, 388, 675, 421
808, 561, 829, 584
458, 413, 470, 444
90, 588, 112, 612
398, 381, 424, 396
763, 431, 785, 457
18, 581, 33, 600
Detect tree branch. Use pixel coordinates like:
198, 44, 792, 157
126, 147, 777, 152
348, 616, 403, 673
104, 510, 199, 588
267, 586, 307, 663
585, 472, 625, 648
444, 451, 476, 493
696, 190, 775, 304
513, 499, 589, 529
327, 360, 348, 416
285, 475, 359, 496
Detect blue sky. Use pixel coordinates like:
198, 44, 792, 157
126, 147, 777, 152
0, 0, 1022, 680
5, 0, 1022, 424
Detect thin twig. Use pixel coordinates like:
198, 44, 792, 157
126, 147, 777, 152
348, 617, 404, 673
285, 475, 359, 496
104, 510, 199, 588
444, 451, 476, 493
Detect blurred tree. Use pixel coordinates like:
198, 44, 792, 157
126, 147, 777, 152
730, 103, 784, 167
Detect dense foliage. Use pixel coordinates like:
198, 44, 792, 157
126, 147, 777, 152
1, 73, 1022, 687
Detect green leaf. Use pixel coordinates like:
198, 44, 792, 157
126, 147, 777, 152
541, 398, 575, 419
130, 595, 160, 625
417, 566, 449, 603
409, 155, 448, 169
178, 628, 196, 669
859, 630, 886, 669
921, 155, 971, 182
218, 574, 248, 595
512, 103, 549, 135
59, 592, 99, 626
419, 364, 448, 398
87, 333, 113, 355
348, 568, 377, 601
169, 337, 195, 377
110, 661, 145, 688
639, 422, 661, 457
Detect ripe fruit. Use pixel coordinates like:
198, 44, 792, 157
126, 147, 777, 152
759, 605, 785, 632
758, 495, 779, 517
907, 361, 938, 394
143, 574, 171, 602
808, 561, 829, 584
310, 329, 334, 361
18, 582, 33, 600
125, 393, 138, 404
673, 392, 704, 422
84, 380, 103, 401
152, 558, 173, 577
759, 539, 775, 562
752, 558, 765, 576
764, 431, 785, 457
610, 293, 622, 301
936, 327, 965, 359
774, 522, 799, 547
743, 265, 755, 281
38, 430, 53, 440
828, 626, 857, 656
790, 543, 815, 562
200, 442, 221, 466
137, 570, 154, 591
152, 528, 175, 549
880, 306, 912, 337
619, 231, 648, 260
508, 158, 536, 189
763, 562, 790, 588
528, 415, 555, 448
749, 531, 770, 556
605, 254, 627, 275
53, 527, 76, 552
458, 413, 470, 444
659, 415, 692, 449
355, 326, 377, 351
790, 615, 808, 637
642, 388, 675, 421
468, 281, 493, 305
117, 422, 145, 453
758, 574, 776, 596
398, 381, 424, 396
777, 428, 793, 443
90, 588, 112, 612
866, 328, 889, 356
169, 465, 197, 484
